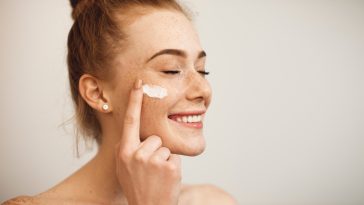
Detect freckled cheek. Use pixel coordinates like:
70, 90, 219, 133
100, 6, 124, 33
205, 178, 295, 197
140, 85, 180, 116
141, 97, 167, 116
138, 72, 185, 118
139, 96, 169, 139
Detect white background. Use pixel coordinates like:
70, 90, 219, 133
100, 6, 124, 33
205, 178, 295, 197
1, 1, 364, 204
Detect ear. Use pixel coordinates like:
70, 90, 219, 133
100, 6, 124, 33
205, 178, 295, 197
78, 74, 112, 113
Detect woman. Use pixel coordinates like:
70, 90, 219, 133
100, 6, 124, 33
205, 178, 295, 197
3, 0, 237, 204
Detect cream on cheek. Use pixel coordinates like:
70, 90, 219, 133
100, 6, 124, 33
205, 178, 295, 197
138, 81, 169, 141
142, 84, 168, 99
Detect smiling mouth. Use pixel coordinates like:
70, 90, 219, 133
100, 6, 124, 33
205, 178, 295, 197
168, 111, 205, 129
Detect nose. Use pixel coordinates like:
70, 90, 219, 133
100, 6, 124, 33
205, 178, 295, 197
185, 70, 212, 108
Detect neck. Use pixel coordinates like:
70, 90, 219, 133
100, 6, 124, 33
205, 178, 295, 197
88, 132, 125, 200
69, 131, 126, 202
88, 113, 126, 199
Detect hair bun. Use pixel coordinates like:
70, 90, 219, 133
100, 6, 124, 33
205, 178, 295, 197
70, 0, 95, 20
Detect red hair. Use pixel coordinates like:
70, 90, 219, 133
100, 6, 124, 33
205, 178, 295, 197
67, 0, 190, 145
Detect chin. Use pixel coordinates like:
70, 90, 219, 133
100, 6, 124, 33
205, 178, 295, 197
140, 115, 207, 156
170, 136, 206, 156
178, 146, 205, 156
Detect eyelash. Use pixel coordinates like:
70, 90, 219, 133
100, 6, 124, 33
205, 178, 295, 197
162, 70, 210, 76
163, 70, 181, 75
199, 71, 210, 75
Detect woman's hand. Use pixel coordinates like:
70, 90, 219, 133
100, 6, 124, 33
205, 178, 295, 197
115, 79, 182, 205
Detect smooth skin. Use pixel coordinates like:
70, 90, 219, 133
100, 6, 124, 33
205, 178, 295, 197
3, 80, 237, 205
2, 8, 237, 205
115, 79, 182, 205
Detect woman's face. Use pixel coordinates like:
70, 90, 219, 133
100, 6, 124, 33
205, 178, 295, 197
109, 9, 211, 156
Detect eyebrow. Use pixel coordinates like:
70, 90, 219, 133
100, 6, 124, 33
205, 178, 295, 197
146, 49, 207, 63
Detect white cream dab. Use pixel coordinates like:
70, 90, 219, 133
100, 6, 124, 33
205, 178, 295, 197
142, 84, 168, 99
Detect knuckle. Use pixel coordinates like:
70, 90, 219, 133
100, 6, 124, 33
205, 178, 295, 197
149, 135, 162, 144
161, 147, 171, 154
166, 164, 181, 180
134, 150, 147, 162
118, 150, 132, 162
166, 163, 178, 172
149, 156, 162, 167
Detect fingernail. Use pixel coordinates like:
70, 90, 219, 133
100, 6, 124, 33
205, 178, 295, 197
134, 79, 142, 89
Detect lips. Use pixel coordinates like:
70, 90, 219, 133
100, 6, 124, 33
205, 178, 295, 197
168, 110, 205, 129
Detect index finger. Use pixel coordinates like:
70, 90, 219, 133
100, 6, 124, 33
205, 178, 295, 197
120, 79, 143, 149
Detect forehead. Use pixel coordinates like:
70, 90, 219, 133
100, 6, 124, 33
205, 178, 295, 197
122, 9, 202, 59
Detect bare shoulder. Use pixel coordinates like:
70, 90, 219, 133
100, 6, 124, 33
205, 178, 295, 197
180, 184, 238, 205
1, 196, 39, 205
1, 195, 61, 205
1, 195, 99, 205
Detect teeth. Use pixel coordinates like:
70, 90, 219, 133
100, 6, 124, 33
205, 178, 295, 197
182, 116, 188, 123
174, 115, 202, 123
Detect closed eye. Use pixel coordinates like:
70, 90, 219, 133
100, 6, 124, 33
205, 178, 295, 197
198, 71, 210, 76
162, 70, 181, 75
162, 70, 210, 76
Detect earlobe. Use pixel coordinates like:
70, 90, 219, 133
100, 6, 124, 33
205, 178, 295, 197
102, 103, 110, 111
78, 74, 112, 113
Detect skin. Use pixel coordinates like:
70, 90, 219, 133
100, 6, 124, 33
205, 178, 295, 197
106, 8, 211, 156
2, 8, 237, 205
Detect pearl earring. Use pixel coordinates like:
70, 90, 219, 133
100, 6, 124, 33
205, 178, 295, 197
102, 103, 109, 111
